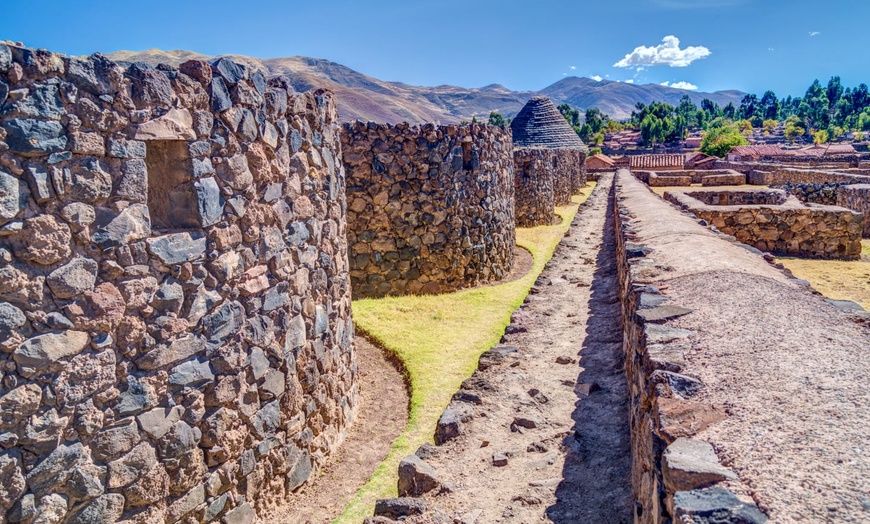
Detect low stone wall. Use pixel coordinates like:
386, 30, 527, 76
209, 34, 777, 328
719, 161, 870, 186
701, 172, 746, 186
613, 171, 768, 523
341, 122, 515, 298
557, 150, 587, 204
514, 148, 556, 227
0, 45, 356, 523
664, 190, 863, 259
837, 184, 870, 237
648, 172, 691, 187
774, 182, 848, 206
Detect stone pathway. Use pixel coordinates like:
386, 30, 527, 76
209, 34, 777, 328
386, 174, 633, 523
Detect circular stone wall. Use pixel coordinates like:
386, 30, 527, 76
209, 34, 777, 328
514, 148, 557, 227
341, 122, 515, 298
0, 45, 356, 523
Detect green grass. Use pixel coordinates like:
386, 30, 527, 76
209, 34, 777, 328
334, 184, 596, 523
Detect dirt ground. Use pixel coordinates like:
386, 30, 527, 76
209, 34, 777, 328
399, 174, 634, 523
778, 240, 870, 310
270, 337, 410, 523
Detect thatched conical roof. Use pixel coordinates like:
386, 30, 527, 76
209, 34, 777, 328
510, 96, 589, 152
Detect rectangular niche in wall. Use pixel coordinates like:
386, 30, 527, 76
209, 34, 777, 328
145, 140, 222, 230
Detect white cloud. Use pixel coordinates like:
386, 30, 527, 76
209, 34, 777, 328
570, 65, 577, 70
591, 75, 603, 81
625, 79, 635, 84
661, 80, 698, 90
768, 47, 775, 51
809, 31, 821, 37
614, 35, 711, 69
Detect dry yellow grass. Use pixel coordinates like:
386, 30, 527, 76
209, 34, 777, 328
648, 183, 768, 197
778, 241, 870, 310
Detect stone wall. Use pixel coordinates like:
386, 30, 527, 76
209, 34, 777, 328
513, 148, 556, 227
613, 171, 768, 523
837, 184, 870, 237
718, 161, 870, 186
774, 182, 848, 206
0, 44, 357, 523
664, 190, 863, 259
341, 121, 515, 298
552, 149, 586, 205
700, 172, 745, 186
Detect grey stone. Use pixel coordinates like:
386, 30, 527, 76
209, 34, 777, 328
315, 305, 329, 335
167, 483, 205, 522
146, 232, 206, 265
0, 384, 43, 427
0, 170, 26, 223
1, 84, 64, 120
92, 418, 140, 460
136, 334, 206, 370
283, 314, 307, 352
20, 408, 67, 455
1, 118, 67, 156
191, 156, 215, 176
0, 450, 26, 509
663, 438, 737, 492
397, 454, 441, 497
287, 221, 309, 246
223, 502, 256, 524
492, 452, 509, 467
248, 346, 270, 380
636, 304, 694, 323
251, 400, 280, 439
250, 70, 267, 95
115, 159, 148, 202
0, 44, 10, 72
201, 300, 245, 344
651, 370, 704, 398
211, 58, 246, 86
186, 286, 222, 326
136, 406, 184, 440
156, 421, 200, 460
263, 183, 282, 203
47, 151, 72, 164
47, 257, 98, 299
290, 128, 303, 152
169, 357, 215, 389
644, 324, 694, 344
31, 492, 68, 523
13, 330, 90, 371
263, 284, 289, 312
204, 493, 229, 522
107, 441, 158, 489
260, 370, 286, 399
9, 493, 36, 522
195, 176, 223, 227
91, 204, 152, 248
127, 62, 173, 107
25, 165, 54, 202
210, 77, 232, 112
434, 406, 468, 445
67, 462, 106, 500
287, 449, 312, 491
188, 140, 211, 157
478, 344, 519, 370
672, 487, 768, 523
374, 498, 427, 519
65, 494, 125, 524
238, 109, 259, 142
116, 375, 159, 416
107, 138, 146, 158
26, 442, 86, 496
0, 302, 26, 332
151, 277, 184, 314
64, 158, 113, 202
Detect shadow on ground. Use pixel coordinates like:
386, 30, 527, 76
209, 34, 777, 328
546, 184, 634, 524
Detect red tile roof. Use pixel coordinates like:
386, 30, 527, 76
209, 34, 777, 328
629, 154, 685, 169
728, 145, 792, 158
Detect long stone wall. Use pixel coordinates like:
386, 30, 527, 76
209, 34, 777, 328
0, 45, 356, 523
341, 121, 515, 298
613, 169, 870, 522
664, 190, 863, 259
552, 149, 586, 205
513, 148, 556, 227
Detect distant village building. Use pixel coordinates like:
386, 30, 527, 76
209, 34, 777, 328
628, 154, 685, 171
727, 143, 858, 161
726, 145, 789, 162
586, 153, 616, 170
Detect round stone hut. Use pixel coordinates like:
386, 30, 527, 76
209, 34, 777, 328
341, 122, 515, 299
511, 96, 588, 226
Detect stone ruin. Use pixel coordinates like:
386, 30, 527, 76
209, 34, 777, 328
0, 44, 358, 523
664, 189, 863, 259
340, 122, 515, 298
510, 96, 588, 226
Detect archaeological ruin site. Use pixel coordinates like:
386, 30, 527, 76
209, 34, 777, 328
0, 42, 869, 524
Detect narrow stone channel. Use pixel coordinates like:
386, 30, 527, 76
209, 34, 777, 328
394, 174, 633, 523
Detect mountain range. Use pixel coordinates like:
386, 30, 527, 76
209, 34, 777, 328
106, 49, 745, 123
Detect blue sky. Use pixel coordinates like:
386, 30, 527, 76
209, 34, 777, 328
2, 0, 868, 97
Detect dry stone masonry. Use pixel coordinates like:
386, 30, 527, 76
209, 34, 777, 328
664, 189, 863, 259
510, 96, 587, 225
837, 184, 870, 237
0, 43, 357, 523
341, 122, 515, 298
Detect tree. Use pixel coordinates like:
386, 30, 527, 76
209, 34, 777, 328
762, 119, 778, 134
557, 103, 581, 127
813, 129, 829, 144
723, 102, 736, 120
700, 123, 749, 157
784, 115, 806, 142
760, 90, 779, 120
589, 147, 603, 155
487, 111, 505, 127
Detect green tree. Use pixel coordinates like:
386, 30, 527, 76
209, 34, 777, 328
700, 123, 749, 157
762, 119, 778, 134
813, 129, 829, 144
487, 111, 505, 127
